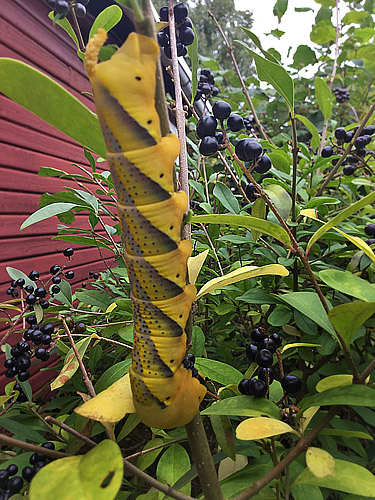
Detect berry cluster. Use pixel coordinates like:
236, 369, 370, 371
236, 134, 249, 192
321, 125, 374, 176
158, 3, 194, 59
238, 328, 302, 398
195, 68, 219, 101
235, 138, 272, 174
333, 87, 350, 104
4, 322, 54, 382
243, 115, 256, 133
6, 248, 75, 305
47, 0, 89, 19
196, 101, 245, 156
0, 442, 56, 499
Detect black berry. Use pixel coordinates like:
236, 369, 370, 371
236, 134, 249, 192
343, 165, 355, 176
41, 442, 55, 450
258, 367, 275, 384
26, 294, 36, 305
75, 322, 86, 334
39, 299, 50, 309
17, 340, 31, 353
174, 2, 188, 23
7, 475, 23, 493
227, 114, 244, 132
245, 343, 258, 362
249, 378, 267, 397
65, 271, 75, 280
254, 154, 272, 173
321, 146, 334, 158
18, 371, 30, 382
196, 115, 217, 139
245, 183, 258, 201
251, 328, 264, 342
35, 287, 47, 298
51, 285, 60, 294
75, 3, 86, 18
63, 247, 74, 257
30, 329, 43, 344
55, 0, 70, 15
22, 466, 34, 482
281, 374, 302, 394
212, 101, 232, 121
28, 270, 39, 281
15, 278, 25, 288
159, 6, 168, 21
199, 136, 218, 156
334, 127, 346, 140
41, 323, 54, 335
238, 379, 251, 395
6, 464, 18, 476
50, 265, 61, 275
256, 349, 273, 368
269, 333, 282, 346
26, 314, 37, 325
179, 27, 194, 45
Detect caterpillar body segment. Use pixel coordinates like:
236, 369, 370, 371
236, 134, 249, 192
85, 30, 207, 428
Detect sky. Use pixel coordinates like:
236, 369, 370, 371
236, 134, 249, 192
233, 0, 347, 67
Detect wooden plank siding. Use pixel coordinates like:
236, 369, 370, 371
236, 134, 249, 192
0, 0, 119, 393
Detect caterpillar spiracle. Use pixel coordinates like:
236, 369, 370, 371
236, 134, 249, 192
85, 29, 207, 429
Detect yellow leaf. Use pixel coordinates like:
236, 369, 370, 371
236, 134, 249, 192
155, 21, 168, 32
51, 337, 92, 391
236, 417, 298, 441
306, 447, 335, 478
298, 406, 320, 434
196, 264, 289, 299
0, 395, 12, 406
75, 373, 135, 423
315, 374, 353, 392
300, 209, 318, 219
106, 302, 118, 314
188, 249, 209, 285
281, 343, 322, 353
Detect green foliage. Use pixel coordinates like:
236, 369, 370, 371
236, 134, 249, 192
1, 1, 375, 499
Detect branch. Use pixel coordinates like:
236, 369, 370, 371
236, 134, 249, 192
60, 317, 96, 399
0, 433, 69, 459
208, 11, 269, 142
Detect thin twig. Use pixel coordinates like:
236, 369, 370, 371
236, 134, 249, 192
200, 224, 224, 275
124, 437, 186, 460
45, 416, 96, 448
57, 333, 132, 350
60, 317, 96, 399
208, 11, 269, 142
0, 433, 70, 459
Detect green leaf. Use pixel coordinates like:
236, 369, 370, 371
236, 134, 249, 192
188, 26, 199, 104
273, 0, 288, 22
328, 302, 375, 345
0, 418, 45, 443
20, 203, 78, 230
213, 182, 240, 213
307, 191, 375, 252
195, 358, 243, 385
300, 385, 375, 412
319, 269, 375, 302
237, 289, 282, 305
51, 279, 72, 306
293, 45, 317, 69
234, 41, 294, 111
263, 184, 292, 220
6, 267, 35, 289
251, 198, 266, 242
240, 27, 280, 64
38, 166, 67, 177
53, 235, 113, 252
296, 115, 320, 149
0, 59, 106, 157
191, 326, 205, 357
268, 305, 293, 326
268, 151, 291, 174
48, 12, 79, 49
136, 438, 164, 471
75, 290, 112, 310
197, 264, 288, 299
201, 395, 280, 419
157, 444, 191, 497
30, 440, 123, 500
310, 22, 336, 44
279, 292, 336, 336
190, 214, 292, 248
293, 459, 375, 496
95, 359, 132, 393
210, 415, 236, 460
314, 77, 332, 121
89, 5, 123, 39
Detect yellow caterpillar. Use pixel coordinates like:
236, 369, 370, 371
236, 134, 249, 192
85, 29, 206, 428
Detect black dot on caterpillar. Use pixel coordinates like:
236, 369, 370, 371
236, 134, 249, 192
135, 76, 141, 80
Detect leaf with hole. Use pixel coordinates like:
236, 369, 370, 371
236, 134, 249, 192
30, 440, 123, 500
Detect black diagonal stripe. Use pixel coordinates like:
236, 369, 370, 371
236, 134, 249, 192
132, 299, 183, 337
126, 257, 183, 301
98, 84, 157, 152
108, 153, 170, 207
133, 335, 173, 378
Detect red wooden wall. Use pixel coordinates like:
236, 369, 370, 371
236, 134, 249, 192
0, 0, 116, 392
